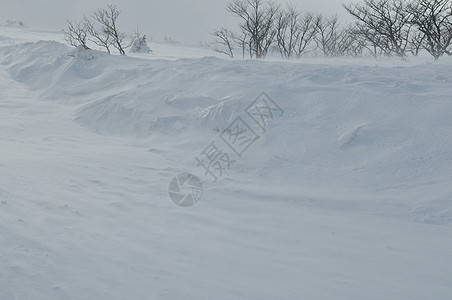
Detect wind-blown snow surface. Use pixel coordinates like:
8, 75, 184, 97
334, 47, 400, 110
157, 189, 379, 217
1, 27, 451, 299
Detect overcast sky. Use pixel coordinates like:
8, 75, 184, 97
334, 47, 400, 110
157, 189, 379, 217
1, 0, 350, 44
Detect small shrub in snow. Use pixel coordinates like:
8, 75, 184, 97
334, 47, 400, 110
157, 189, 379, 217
163, 36, 180, 44
5, 20, 25, 27
129, 35, 152, 53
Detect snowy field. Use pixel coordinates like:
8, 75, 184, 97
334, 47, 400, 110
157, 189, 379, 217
1, 26, 451, 299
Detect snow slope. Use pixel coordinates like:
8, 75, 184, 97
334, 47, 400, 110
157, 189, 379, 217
0, 27, 451, 299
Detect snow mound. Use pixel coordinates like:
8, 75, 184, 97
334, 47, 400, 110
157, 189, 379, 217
1, 28, 452, 300
2, 39, 452, 194
75, 93, 219, 136
198, 97, 248, 131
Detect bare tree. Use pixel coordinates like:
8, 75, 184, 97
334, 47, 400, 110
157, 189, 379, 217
407, 0, 452, 60
409, 30, 425, 56
343, 0, 412, 58
63, 5, 131, 55
275, 7, 317, 58
334, 25, 368, 56
232, 31, 250, 58
293, 12, 317, 57
275, 5, 300, 58
92, 4, 128, 55
227, 0, 280, 59
314, 14, 345, 57
63, 19, 90, 49
212, 28, 235, 58
84, 16, 113, 53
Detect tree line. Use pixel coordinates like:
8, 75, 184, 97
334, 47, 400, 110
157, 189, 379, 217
212, 0, 452, 60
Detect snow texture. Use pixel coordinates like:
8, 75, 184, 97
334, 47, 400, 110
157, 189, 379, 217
0, 26, 451, 300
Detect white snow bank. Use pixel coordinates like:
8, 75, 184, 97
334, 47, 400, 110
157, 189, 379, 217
2, 40, 452, 196
1, 28, 452, 300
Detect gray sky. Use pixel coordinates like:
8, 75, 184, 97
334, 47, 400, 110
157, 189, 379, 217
1, 0, 349, 43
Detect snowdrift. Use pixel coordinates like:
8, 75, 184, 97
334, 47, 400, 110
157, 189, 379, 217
1, 29, 452, 300
1, 40, 452, 195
